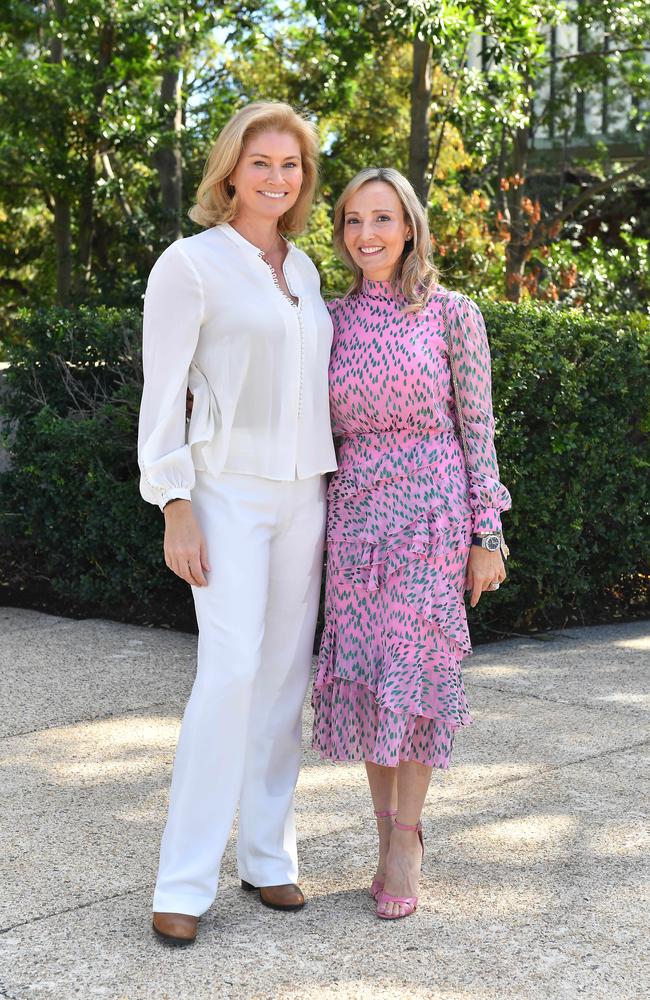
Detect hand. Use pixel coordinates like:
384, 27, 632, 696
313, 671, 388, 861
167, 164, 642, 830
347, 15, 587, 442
163, 500, 210, 586
185, 388, 194, 421
465, 545, 506, 608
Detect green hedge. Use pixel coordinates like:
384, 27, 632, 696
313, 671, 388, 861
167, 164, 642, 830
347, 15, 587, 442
1, 302, 648, 638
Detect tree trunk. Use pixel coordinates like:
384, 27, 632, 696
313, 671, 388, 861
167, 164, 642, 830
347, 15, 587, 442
504, 122, 531, 302
48, 0, 71, 304
53, 196, 72, 305
408, 38, 432, 205
505, 245, 528, 303
72, 20, 114, 297
154, 47, 184, 244
75, 156, 96, 295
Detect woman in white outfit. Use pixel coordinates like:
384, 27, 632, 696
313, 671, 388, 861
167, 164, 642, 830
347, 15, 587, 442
138, 102, 336, 945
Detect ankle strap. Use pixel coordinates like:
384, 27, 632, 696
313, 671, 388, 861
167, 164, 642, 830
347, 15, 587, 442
394, 818, 422, 831
374, 809, 397, 819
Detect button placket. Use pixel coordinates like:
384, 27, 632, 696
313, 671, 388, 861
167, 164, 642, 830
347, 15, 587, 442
259, 251, 304, 419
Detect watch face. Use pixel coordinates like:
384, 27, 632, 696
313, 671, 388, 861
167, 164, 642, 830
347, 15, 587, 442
485, 535, 500, 551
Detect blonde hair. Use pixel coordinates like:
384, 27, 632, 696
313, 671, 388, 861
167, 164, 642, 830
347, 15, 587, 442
333, 167, 439, 312
189, 102, 319, 234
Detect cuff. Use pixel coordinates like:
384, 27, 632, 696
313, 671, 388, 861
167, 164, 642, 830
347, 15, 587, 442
473, 508, 503, 534
158, 487, 192, 512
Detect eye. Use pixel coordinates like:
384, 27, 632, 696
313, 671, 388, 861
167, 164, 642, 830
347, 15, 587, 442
345, 217, 360, 225
283, 161, 300, 168
254, 160, 269, 167
377, 214, 391, 222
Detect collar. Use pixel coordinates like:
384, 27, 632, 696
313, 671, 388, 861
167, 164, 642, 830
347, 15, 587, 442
361, 277, 400, 301
220, 222, 293, 259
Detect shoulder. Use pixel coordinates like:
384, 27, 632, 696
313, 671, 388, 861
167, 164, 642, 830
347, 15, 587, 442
326, 296, 344, 318
443, 288, 483, 321
325, 295, 353, 335
428, 288, 485, 334
147, 235, 206, 293
154, 228, 230, 270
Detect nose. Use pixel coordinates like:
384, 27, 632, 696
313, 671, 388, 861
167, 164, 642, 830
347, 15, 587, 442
360, 221, 376, 241
268, 164, 284, 185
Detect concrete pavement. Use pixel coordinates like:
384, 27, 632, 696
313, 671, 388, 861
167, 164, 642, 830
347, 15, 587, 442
0, 607, 648, 1000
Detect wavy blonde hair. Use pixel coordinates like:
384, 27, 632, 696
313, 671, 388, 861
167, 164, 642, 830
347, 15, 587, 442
189, 102, 319, 234
333, 167, 439, 312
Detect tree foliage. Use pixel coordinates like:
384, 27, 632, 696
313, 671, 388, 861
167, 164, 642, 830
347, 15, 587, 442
0, 0, 648, 329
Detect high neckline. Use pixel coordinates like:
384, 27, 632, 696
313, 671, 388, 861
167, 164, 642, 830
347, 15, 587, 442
361, 277, 398, 299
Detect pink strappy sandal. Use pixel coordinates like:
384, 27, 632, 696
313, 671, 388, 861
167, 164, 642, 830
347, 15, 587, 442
370, 808, 397, 901
376, 818, 424, 920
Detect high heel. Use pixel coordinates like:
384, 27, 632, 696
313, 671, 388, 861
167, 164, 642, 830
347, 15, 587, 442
376, 818, 424, 920
370, 808, 397, 901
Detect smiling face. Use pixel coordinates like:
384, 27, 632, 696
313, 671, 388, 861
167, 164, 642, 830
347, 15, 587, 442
228, 129, 303, 225
342, 180, 413, 281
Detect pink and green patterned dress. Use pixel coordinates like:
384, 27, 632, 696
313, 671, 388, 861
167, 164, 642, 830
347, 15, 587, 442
311, 278, 511, 770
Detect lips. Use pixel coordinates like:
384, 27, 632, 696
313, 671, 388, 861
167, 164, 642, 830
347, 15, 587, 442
358, 246, 384, 255
259, 191, 288, 199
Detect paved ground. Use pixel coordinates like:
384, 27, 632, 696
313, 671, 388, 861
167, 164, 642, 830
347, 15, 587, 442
0, 607, 648, 1000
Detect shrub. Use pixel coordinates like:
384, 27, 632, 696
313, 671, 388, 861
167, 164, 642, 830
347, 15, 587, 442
476, 301, 650, 635
1, 302, 648, 637
0, 307, 194, 629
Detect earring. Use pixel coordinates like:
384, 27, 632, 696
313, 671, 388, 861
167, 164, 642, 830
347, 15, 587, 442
227, 183, 235, 196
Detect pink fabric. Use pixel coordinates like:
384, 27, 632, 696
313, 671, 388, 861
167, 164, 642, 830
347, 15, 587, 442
312, 280, 511, 769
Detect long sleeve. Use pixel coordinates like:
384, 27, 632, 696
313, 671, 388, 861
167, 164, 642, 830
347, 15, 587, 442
138, 242, 204, 509
447, 293, 511, 533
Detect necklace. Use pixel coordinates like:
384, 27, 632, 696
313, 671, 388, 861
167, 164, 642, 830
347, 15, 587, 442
260, 233, 284, 260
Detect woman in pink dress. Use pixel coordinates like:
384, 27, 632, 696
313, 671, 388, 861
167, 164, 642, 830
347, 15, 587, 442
312, 167, 511, 919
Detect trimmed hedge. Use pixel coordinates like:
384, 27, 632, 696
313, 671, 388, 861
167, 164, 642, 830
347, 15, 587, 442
1, 302, 648, 638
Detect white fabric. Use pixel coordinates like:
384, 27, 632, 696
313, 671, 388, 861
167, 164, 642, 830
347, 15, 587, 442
138, 223, 337, 509
153, 470, 326, 917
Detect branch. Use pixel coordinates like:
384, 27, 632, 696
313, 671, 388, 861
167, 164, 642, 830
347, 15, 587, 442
530, 154, 650, 249
100, 152, 154, 254
426, 38, 469, 197
544, 46, 650, 67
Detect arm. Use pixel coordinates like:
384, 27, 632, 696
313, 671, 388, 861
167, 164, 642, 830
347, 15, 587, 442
447, 293, 512, 534
138, 242, 204, 509
138, 242, 209, 587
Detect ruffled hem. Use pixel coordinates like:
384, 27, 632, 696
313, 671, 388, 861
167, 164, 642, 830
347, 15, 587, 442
314, 626, 472, 722
311, 676, 472, 770
312, 625, 473, 768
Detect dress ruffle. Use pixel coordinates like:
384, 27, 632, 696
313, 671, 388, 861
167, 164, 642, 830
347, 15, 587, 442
312, 626, 473, 769
312, 457, 474, 769
326, 462, 473, 655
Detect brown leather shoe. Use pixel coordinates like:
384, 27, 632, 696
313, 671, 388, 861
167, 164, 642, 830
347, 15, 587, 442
152, 911, 198, 946
241, 880, 305, 911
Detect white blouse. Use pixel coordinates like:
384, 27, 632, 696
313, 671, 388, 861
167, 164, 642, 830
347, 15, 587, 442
138, 223, 337, 509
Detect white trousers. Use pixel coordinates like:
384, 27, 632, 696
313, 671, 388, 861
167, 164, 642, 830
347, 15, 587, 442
153, 470, 326, 916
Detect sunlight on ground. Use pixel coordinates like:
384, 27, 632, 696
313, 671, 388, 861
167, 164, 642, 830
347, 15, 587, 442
456, 813, 577, 861
595, 692, 649, 708
438, 763, 540, 796
27, 716, 179, 783
587, 823, 650, 857
464, 664, 529, 679
279, 985, 501, 1000
297, 763, 363, 791
613, 635, 650, 651
427, 883, 553, 917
